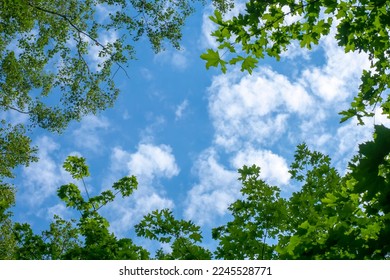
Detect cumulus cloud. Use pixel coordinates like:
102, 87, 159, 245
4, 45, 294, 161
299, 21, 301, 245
231, 147, 290, 186
208, 67, 314, 151
127, 143, 180, 182
301, 31, 370, 104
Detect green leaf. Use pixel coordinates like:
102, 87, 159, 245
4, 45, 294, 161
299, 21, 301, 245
200, 49, 226, 73
241, 56, 258, 74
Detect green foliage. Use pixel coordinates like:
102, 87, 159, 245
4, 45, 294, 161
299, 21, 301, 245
1, 0, 202, 130
202, 0, 390, 123
200, 49, 227, 73
0, 121, 37, 179
63, 156, 90, 180
13, 155, 148, 260
0, 184, 16, 259
135, 209, 212, 259
212, 165, 287, 259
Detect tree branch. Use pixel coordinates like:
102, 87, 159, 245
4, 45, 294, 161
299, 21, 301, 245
28, 1, 130, 79
0, 102, 30, 115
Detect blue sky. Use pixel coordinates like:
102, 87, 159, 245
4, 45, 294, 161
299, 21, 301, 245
6, 2, 390, 253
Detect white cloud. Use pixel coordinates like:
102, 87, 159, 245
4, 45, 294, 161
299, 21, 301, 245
154, 48, 189, 70
127, 143, 180, 181
371, 107, 390, 127
103, 143, 179, 236
175, 100, 189, 120
301, 30, 370, 104
72, 115, 110, 152
21, 137, 70, 206
184, 149, 239, 225
208, 67, 314, 151
231, 147, 290, 186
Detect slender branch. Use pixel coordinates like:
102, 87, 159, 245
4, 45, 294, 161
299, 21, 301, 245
28, 2, 105, 49
28, 2, 130, 79
81, 178, 95, 212
261, 218, 270, 260
0, 103, 31, 114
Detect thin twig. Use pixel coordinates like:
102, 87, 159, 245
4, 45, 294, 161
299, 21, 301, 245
28, 2, 131, 79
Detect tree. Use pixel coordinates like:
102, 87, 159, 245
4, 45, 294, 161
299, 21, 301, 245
11, 155, 210, 260
213, 125, 390, 259
13, 156, 150, 259
201, 0, 390, 124
0, 0, 206, 182
0, 122, 38, 179
135, 208, 212, 259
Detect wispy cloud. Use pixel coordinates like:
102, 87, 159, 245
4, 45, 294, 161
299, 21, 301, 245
154, 48, 189, 70
175, 99, 189, 121
21, 137, 70, 207
184, 148, 239, 225
127, 143, 180, 182
140, 67, 154, 80
72, 115, 110, 153
103, 143, 179, 236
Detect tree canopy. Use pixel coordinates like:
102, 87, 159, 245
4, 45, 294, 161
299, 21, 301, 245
0, 0, 206, 181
